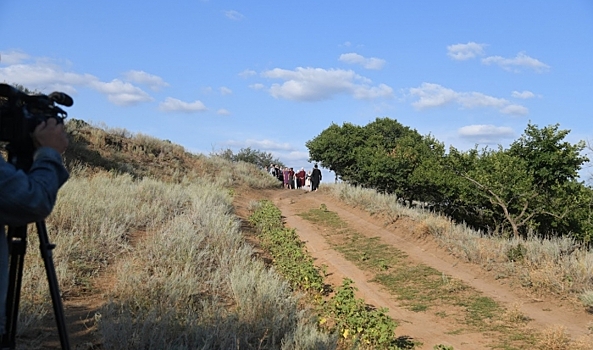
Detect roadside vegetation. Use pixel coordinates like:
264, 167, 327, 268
248, 200, 412, 349
323, 183, 593, 307
9, 119, 593, 349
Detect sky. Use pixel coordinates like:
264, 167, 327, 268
1, 1, 592, 181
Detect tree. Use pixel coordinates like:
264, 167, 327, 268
306, 122, 366, 183
508, 123, 589, 236
455, 147, 540, 238
210, 147, 283, 169
307, 119, 593, 241
508, 123, 587, 189
445, 123, 592, 239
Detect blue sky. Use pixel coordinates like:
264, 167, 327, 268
1, 1, 592, 181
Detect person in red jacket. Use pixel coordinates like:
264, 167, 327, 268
296, 167, 306, 189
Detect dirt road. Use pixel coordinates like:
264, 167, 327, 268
268, 188, 593, 349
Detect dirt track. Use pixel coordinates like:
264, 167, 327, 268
268, 188, 593, 349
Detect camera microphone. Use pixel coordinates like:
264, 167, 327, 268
48, 91, 73, 107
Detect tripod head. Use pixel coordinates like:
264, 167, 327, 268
0, 83, 73, 170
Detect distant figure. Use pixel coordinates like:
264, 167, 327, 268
276, 165, 284, 187
296, 167, 306, 189
310, 164, 322, 191
288, 167, 295, 189
282, 167, 289, 188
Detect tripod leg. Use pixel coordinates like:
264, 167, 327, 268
1, 226, 27, 350
36, 221, 70, 350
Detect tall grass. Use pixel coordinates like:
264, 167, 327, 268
325, 183, 593, 300
18, 170, 332, 349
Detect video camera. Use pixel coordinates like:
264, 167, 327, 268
0, 83, 74, 349
0, 83, 72, 145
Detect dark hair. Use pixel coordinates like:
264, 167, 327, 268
314, 164, 318, 168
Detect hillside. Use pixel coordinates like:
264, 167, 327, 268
11, 120, 593, 349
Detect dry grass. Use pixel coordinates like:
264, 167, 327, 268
325, 183, 593, 306
536, 326, 593, 350
65, 119, 279, 189
13, 122, 332, 349
322, 182, 593, 347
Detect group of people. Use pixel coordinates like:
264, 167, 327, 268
268, 163, 322, 191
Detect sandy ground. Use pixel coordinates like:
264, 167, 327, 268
266, 187, 593, 349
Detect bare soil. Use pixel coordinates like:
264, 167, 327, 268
261, 187, 593, 349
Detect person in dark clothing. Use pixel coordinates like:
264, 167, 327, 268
310, 164, 322, 191
288, 167, 295, 189
0, 118, 69, 333
275, 165, 284, 187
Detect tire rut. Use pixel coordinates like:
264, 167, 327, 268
271, 189, 593, 349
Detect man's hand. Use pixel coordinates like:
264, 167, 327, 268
33, 118, 69, 154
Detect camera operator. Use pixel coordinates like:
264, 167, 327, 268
0, 118, 69, 333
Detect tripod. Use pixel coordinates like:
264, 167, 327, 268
1, 145, 70, 349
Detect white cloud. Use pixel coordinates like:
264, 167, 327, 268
353, 84, 393, 99
217, 108, 231, 115
0, 53, 154, 106
409, 83, 457, 108
261, 67, 393, 101
249, 83, 265, 90
457, 92, 508, 109
123, 70, 169, 91
447, 42, 486, 60
0, 62, 89, 92
500, 104, 529, 116
458, 124, 515, 143
158, 97, 207, 113
224, 10, 245, 20
409, 83, 528, 116
220, 86, 232, 95
511, 90, 536, 99
0, 50, 30, 65
482, 52, 550, 72
226, 138, 293, 151
339, 53, 386, 70
239, 69, 257, 78
90, 79, 153, 106
282, 150, 310, 162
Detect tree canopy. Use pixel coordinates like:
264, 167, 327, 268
306, 118, 593, 242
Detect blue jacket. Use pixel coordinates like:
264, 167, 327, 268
0, 147, 69, 230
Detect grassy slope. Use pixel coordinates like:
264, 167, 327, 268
17, 120, 334, 349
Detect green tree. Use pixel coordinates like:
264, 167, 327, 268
456, 147, 540, 238
211, 147, 283, 169
306, 122, 366, 183
508, 123, 589, 237
307, 118, 419, 190
388, 133, 449, 205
